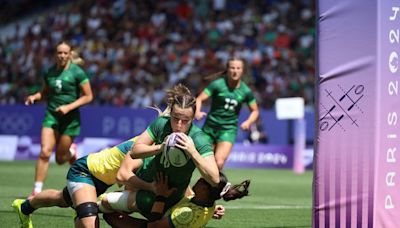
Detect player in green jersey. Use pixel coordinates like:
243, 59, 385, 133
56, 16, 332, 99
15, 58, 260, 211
195, 58, 259, 170
24, 41, 93, 198
99, 84, 219, 218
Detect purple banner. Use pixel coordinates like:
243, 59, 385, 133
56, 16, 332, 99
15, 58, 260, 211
315, 0, 400, 227
0, 104, 316, 145
225, 144, 293, 169
4, 135, 313, 169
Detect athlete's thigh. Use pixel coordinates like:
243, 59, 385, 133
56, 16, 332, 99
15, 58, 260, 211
68, 182, 97, 206
214, 141, 234, 161
40, 127, 56, 155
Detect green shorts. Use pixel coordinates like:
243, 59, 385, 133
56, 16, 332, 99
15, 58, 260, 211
202, 124, 237, 144
135, 190, 184, 219
66, 156, 111, 196
42, 110, 81, 136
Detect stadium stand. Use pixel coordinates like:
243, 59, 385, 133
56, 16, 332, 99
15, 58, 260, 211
0, 0, 315, 109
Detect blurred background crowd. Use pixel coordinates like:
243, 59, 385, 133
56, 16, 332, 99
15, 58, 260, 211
0, 0, 315, 110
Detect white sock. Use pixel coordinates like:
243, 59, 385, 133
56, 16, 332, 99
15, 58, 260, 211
34, 182, 43, 193
69, 143, 77, 156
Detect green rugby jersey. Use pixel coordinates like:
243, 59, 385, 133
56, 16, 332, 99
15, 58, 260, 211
43, 62, 89, 112
138, 116, 213, 197
203, 76, 256, 128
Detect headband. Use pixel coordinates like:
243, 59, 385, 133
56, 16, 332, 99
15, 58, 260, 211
220, 182, 232, 197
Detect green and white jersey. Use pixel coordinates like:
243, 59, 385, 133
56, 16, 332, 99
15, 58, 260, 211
137, 116, 213, 198
44, 62, 89, 112
203, 77, 256, 129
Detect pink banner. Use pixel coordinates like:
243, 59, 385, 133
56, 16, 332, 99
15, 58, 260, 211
315, 0, 400, 227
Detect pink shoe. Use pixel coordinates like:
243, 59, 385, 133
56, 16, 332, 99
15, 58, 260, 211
69, 143, 78, 165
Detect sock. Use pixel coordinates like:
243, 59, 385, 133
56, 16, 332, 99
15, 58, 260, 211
21, 200, 36, 215
70, 143, 77, 156
34, 182, 43, 193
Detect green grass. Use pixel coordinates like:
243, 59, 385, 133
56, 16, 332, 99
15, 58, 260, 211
0, 161, 313, 227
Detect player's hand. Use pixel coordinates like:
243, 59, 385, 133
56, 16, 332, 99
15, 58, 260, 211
195, 111, 207, 121
212, 205, 225, 219
240, 121, 251, 131
160, 133, 176, 154
25, 96, 36, 105
154, 172, 176, 197
56, 105, 70, 115
174, 133, 196, 157
160, 135, 169, 154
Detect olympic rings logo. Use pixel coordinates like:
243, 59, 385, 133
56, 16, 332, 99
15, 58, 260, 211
0, 112, 34, 134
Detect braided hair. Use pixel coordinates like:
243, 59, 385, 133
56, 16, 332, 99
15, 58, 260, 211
154, 84, 196, 117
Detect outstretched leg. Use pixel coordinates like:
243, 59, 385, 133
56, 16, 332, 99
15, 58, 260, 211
12, 188, 70, 228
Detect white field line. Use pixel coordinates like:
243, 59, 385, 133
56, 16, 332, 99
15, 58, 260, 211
224, 205, 311, 210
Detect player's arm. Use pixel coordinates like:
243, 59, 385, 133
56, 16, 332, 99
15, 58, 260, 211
240, 101, 259, 131
176, 133, 219, 186
56, 81, 93, 114
192, 154, 219, 186
69, 81, 93, 109
116, 153, 154, 192
130, 130, 161, 159
147, 173, 176, 228
195, 91, 209, 120
25, 84, 49, 105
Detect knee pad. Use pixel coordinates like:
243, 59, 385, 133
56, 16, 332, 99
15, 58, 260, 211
62, 187, 73, 207
75, 202, 99, 219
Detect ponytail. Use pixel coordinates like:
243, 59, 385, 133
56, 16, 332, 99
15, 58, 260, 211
204, 70, 226, 81
70, 50, 85, 66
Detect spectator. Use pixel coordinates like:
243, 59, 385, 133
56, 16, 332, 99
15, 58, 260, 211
0, 0, 315, 109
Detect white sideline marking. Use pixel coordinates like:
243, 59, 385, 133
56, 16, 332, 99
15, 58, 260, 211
224, 205, 311, 210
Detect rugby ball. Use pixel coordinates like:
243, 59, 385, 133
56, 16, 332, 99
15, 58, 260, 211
165, 133, 190, 167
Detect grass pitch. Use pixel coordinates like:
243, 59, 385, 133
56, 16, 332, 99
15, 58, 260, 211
0, 161, 312, 227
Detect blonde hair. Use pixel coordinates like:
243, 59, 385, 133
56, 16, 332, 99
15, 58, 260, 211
70, 50, 85, 66
56, 41, 85, 66
150, 84, 196, 117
